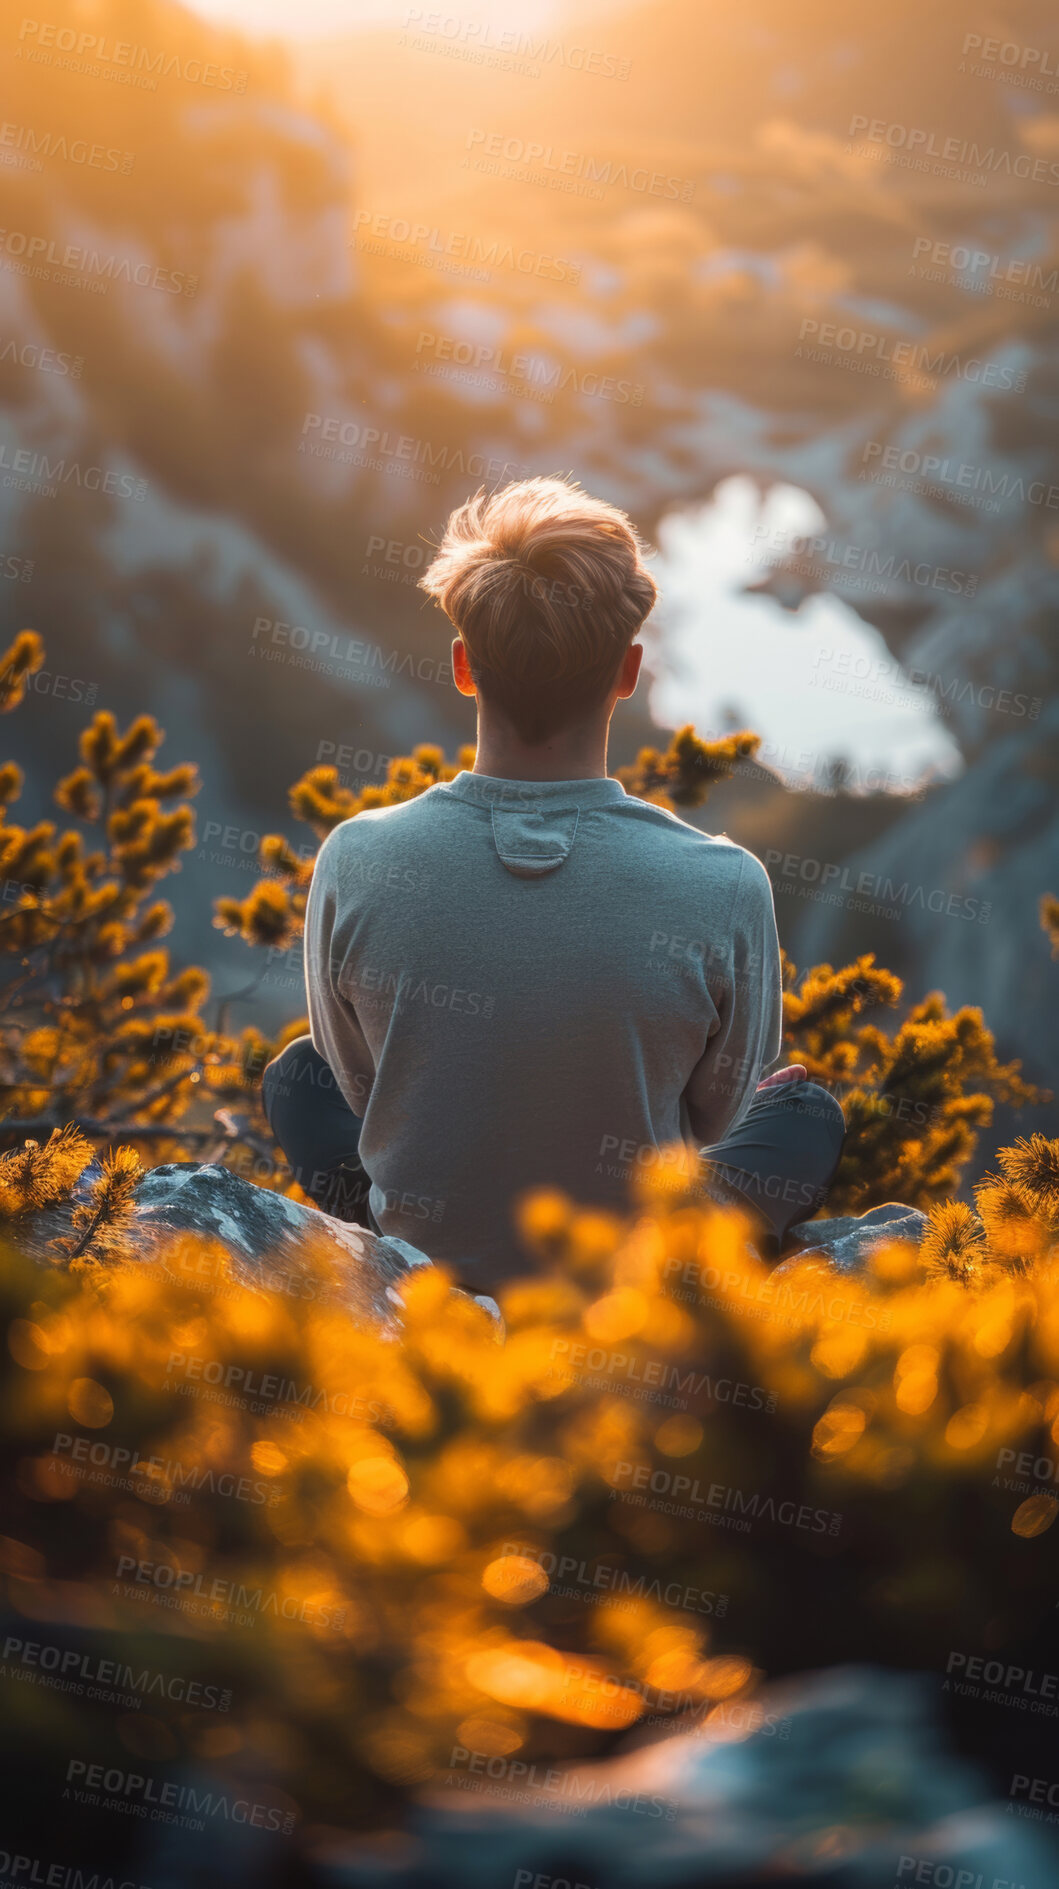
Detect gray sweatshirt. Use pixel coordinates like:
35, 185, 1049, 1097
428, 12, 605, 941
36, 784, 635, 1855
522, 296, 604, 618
304, 771, 782, 1286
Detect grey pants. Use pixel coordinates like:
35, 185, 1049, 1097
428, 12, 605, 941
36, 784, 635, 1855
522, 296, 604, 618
700, 1078, 846, 1253
262, 1038, 846, 1260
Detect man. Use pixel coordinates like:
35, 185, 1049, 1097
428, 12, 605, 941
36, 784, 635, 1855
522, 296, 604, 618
263, 476, 844, 1287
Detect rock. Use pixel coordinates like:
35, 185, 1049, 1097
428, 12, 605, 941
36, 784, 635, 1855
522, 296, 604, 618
24, 1150, 917, 1322
780, 1202, 928, 1274
131, 1161, 438, 1325
19, 1159, 437, 1329
18, 1150, 919, 1321
789, 699, 1059, 1098
313, 1666, 1059, 1887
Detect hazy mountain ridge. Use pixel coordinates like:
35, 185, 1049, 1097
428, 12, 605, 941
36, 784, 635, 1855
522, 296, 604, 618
2, 0, 1055, 1076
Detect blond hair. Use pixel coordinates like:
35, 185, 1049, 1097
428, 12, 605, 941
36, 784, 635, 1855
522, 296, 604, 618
419, 476, 657, 742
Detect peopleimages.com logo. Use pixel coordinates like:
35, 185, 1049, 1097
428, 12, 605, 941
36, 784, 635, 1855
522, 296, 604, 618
52, 1431, 280, 1505
298, 412, 528, 485
465, 127, 691, 198
0, 1856, 153, 1889
796, 318, 1026, 390
944, 1650, 1059, 1716
0, 333, 84, 375
114, 1555, 347, 1631
0, 120, 133, 172
4, 1633, 232, 1711
961, 29, 1059, 88
414, 329, 644, 405
911, 237, 1057, 297
351, 210, 581, 284
896, 1861, 1026, 1888
499, 1541, 727, 1617
860, 441, 1059, 510
763, 850, 991, 924
63, 1758, 296, 1833
17, 18, 248, 91
609, 1461, 842, 1536
847, 114, 1059, 184
753, 521, 979, 595
446, 1745, 674, 1817
401, 10, 631, 82
163, 1350, 388, 1424
0, 226, 197, 294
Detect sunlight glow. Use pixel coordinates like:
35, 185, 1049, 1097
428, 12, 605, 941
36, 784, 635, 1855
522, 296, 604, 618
183, 0, 564, 43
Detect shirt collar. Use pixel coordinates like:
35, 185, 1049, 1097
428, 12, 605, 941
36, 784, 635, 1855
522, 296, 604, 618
440, 770, 628, 809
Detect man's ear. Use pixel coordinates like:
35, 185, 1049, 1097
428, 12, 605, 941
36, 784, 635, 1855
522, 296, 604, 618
452, 638, 477, 697
615, 642, 644, 700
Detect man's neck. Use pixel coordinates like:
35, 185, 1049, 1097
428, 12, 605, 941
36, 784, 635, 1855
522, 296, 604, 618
471, 712, 610, 783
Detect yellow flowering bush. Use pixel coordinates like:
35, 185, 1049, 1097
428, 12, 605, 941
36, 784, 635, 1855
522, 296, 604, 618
1, 1134, 1057, 1832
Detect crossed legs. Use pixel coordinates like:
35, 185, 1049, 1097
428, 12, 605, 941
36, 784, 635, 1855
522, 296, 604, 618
699, 1078, 846, 1256
262, 1037, 846, 1257
262, 1036, 375, 1227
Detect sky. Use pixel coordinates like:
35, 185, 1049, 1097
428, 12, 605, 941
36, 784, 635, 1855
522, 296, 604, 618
650, 480, 961, 796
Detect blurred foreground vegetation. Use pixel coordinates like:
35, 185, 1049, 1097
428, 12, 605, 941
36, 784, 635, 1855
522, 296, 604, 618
1, 1134, 1059, 1833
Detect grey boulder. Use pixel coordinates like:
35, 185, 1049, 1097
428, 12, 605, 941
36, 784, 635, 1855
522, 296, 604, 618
780, 1201, 928, 1274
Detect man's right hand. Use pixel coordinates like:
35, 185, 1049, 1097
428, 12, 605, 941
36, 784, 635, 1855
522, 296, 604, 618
756, 1064, 807, 1092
